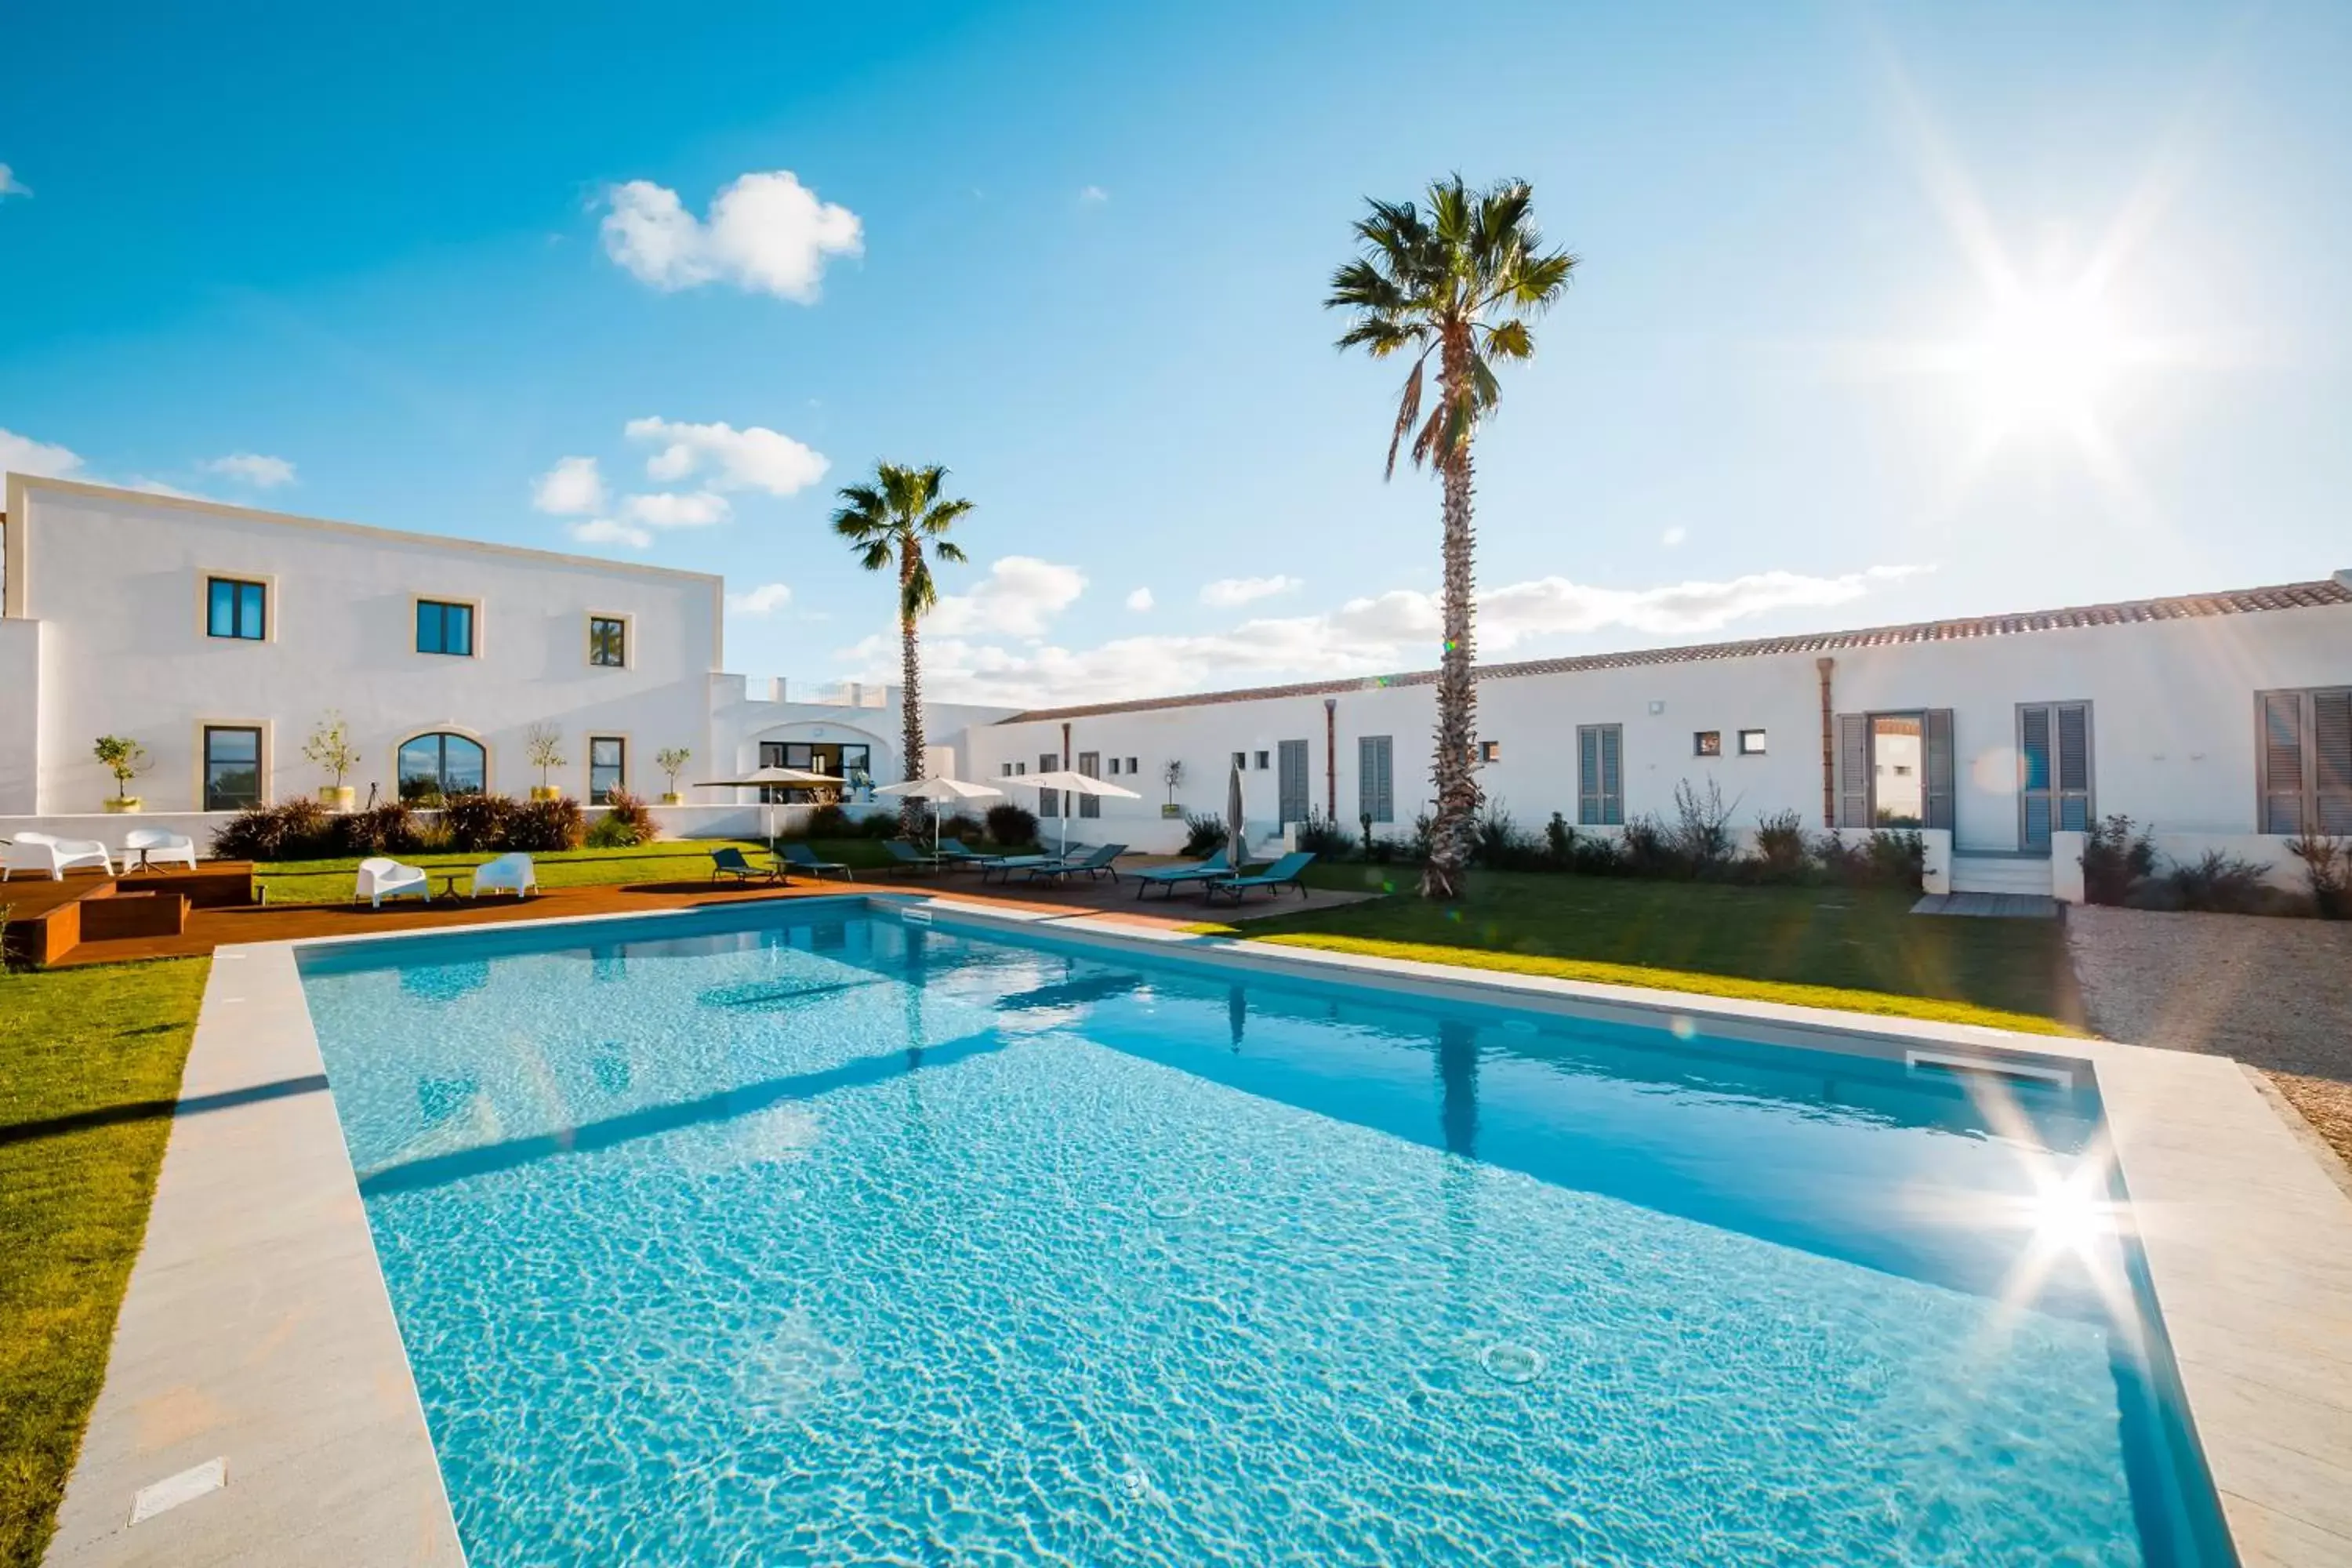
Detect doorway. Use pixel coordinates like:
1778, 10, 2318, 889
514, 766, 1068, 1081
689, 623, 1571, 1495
2016, 702, 2093, 855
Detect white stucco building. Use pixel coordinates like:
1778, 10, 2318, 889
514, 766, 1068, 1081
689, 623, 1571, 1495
2, 473, 2346, 898
0, 476, 1012, 831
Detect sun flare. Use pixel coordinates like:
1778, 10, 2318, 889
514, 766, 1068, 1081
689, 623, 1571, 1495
1965, 286, 2129, 431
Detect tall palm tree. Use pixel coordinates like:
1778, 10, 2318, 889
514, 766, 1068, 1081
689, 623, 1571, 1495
1327, 176, 1576, 898
833, 463, 973, 834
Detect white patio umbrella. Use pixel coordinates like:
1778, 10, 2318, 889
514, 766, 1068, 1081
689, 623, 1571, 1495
1226, 762, 1247, 867
1009, 770, 1141, 856
873, 775, 1004, 850
692, 765, 841, 844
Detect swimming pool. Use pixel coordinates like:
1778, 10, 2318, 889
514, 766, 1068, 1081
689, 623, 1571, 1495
297, 898, 2230, 1566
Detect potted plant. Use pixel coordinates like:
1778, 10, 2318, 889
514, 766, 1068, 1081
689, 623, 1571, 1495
1160, 759, 1185, 819
303, 712, 360, 809
655, 746, 691, 806
524, 723, 567, 801
94, 735, 149, 812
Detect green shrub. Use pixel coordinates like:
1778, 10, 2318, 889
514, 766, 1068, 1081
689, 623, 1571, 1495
586, 789, 657, 848
1471, 801, 1547, 871
1620, 814, 1678, 877
2288, 833, 2350, 920
210, 799, 336, 860
1295, 809, 1358, 859
1568, 833, 1626, 875
1543, 812, 1574, 868
336, 801, 418, 856
2154, 850, 2277, 915
1668, 779, 1740, 877
1180, 811, 1229, 857
941, 812, 987, 843
2081, 815, 2156, 906
858, 811, 905, 840
441, 792, 516, 852
804, 803, 850, 838
986, 803, 1040, 848
506, 797, 586, 852
1751, 808, 1809, 879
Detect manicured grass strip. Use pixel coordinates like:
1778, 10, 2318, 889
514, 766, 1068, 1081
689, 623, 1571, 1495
0, 958, 209, 1568
1228, 931, 2077, 1036
1216, 869, 2085, 1035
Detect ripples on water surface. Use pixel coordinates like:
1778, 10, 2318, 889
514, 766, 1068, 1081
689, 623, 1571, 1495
299, 901, 2226, 1566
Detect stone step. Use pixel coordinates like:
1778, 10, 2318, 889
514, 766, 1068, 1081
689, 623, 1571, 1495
1949, 855, 2054, 895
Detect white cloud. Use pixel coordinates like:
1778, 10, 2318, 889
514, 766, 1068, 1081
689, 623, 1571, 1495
532, 456, 606, 516
621, 489, 731, 528
1079, 185, 1109, 204
1661, 525, 1687, 547
1124, 586, 1154, 612
624, 416, 827, 495
201, 452, 296, 488
1200, 574, 1301, 608
601, 171, 862, 302
568, 517, 652, 550
0, 426, 84, 479
927, 556, 1087, 637
837, 564, 1926, 710
0, 165, 28, 200
728, 583, 794, 615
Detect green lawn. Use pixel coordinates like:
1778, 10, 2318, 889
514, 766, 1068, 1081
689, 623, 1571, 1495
1218, 866, 2083, 1035
0, 959, 209, 1568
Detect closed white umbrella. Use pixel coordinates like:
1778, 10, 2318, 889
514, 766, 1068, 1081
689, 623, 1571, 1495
693, 765, 841, 845
1008, 769, 1141, 855
1226, 763, 1247, 867
873, 775, 1004, 850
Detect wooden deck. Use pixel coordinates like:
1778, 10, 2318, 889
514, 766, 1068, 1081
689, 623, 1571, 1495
13, 864, 1368, 967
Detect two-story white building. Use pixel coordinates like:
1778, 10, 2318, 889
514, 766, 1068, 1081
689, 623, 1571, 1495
0, 476, 1013, 830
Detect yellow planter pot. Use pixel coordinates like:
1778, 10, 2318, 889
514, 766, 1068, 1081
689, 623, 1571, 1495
103, 797, 143, 814
529, 786, 564, 802
320, 786, 356, 810
660, 793, 684, 806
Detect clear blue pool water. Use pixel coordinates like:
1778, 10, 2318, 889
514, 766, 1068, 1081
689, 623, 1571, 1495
298, 899, 2228, 1566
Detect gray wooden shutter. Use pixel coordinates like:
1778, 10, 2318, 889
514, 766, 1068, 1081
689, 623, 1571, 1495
1038, 752, 1060, 818
1600, 724, 1623, 824
2018, 705, 2054, 851
2055, 703, 2092, 831
1076, 751, 1101, 818
1923, 710, 1955, 831
1277, 739, 1309, 825
2318, 690, 2352, 833
2261, 693, 2305, 833
1835, 713, 1868, 829
1358, 735, 1393, 823
1577, 727, 1601, 825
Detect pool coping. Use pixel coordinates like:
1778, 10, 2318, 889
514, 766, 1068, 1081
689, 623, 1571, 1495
48, 895, 2352, 1566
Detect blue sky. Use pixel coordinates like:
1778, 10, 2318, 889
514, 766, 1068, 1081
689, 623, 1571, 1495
3, 1, 2347, 706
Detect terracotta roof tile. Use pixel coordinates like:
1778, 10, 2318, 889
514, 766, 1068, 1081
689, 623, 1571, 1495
999, 576, 2352, 724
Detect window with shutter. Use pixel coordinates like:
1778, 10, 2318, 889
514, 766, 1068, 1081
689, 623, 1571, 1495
2259, 691, 2309, 833
1358, 735, 1394, 823
1076, 751, 1101, 818
1038, 753, 1060, 818
2016, 702, 2093, 851
2256, 688, 2352, 834
1576, 724, 1623, 826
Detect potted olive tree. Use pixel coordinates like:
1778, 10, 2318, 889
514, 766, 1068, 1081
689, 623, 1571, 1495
1160, 760, 1185, 819
95, 735, 149, 813
656, 746, 691, 806
304, 712, 360, 810
524, 723, 568, 801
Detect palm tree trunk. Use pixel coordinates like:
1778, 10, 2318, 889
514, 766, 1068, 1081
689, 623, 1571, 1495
1422, 336, 1481, 899
898, 540, 927, 838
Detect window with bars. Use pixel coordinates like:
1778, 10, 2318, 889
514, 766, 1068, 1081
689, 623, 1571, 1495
1358, 735, 1394, 823
1577, 724, 1623, 826
2258, 688, 2352, 834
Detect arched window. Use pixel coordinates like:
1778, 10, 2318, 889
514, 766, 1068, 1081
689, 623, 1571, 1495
397, 732, 487, 801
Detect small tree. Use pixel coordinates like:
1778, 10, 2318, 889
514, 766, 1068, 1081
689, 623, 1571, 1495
655, 746, 691, 796
1162, 760, 1185, 808
524, 723, 568, 793
93, 735, 149, 801
303, 713, 359, 791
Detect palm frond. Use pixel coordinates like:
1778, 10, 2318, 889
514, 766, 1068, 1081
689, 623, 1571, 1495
933, 540, 970, 564
856, 539, 892, 572
1483, 319, 1533, 361
1385, 358, 1425, 479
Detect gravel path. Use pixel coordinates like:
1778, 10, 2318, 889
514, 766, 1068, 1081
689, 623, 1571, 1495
2067, 905, 2352, 1165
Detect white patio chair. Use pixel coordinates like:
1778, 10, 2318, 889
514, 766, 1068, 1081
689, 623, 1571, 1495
119, 828, 198, 873
470, 853, 537, 899
355, 856, 430, 908
2, 832, 115, 881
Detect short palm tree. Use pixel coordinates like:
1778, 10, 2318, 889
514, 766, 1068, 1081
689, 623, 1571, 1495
1327, 176, 1576, 898
833, 463, 973, 834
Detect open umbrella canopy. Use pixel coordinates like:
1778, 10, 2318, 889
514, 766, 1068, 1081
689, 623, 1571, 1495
692, 766, 844, 845
1005, 770, 1141, 854
873, 775, 1004, 848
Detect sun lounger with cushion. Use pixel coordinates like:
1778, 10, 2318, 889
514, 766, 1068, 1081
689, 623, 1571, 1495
1128, 848, 1232, 899
710, 847, 782, 884
1016, 843, 1127, 887
1203, 851, 1316, 902
779, 843, 855, 880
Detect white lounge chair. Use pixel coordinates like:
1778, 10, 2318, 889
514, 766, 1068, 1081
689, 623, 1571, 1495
356, 856, 430, 908
2, 832, 114, 881
119, 828, 198, 873
470, 853, 537, 899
